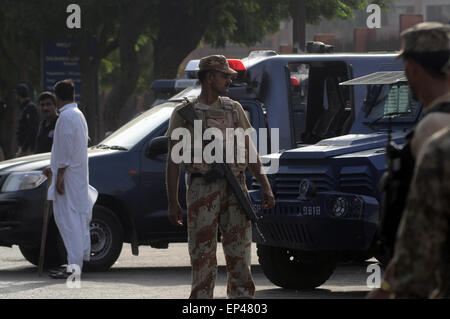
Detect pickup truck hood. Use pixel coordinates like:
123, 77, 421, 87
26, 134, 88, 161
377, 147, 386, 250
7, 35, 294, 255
280, 131, 406, 160
0, 148, 118, 173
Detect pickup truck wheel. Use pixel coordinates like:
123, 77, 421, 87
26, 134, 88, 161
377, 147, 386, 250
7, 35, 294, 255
57, 205, 124, 272
85, 205, 124, 272
257, 244, 337, 289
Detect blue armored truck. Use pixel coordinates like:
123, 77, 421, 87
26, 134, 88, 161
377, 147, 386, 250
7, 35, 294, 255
0, 51, 411, 272
249, 70, 422, 289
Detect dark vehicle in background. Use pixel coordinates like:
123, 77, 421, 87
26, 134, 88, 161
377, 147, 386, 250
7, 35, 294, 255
0, 50, 406, 273
250, 71, 422, 289
150, 78, 198, 107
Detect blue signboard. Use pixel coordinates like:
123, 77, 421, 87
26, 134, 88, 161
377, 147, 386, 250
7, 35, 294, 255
42, 39, 82, 102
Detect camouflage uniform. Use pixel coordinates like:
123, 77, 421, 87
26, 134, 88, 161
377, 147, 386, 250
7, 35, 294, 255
383, 127, 450, 298
167, 55, 256, 299
379, 23, 450, 298
187, 173, 254, 299
378, 22, 450, 262
183, 95, 255, 299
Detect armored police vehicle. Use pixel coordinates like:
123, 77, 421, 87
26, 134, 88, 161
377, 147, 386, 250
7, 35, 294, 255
0, 49, 407, 272
249, 70, 422, 289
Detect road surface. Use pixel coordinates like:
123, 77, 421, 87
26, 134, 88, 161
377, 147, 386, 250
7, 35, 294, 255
0, 243, 376, 299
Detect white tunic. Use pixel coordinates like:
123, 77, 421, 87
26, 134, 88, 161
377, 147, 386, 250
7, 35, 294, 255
48, 102, 98, 269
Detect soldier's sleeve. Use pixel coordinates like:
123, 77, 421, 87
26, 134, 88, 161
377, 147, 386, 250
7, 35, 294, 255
165, 104, 185, 139
234, 101, 252, 130
385, 129, 450, 298
233, 101, 260, 166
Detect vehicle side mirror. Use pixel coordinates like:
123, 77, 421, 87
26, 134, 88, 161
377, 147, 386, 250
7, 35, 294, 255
146, 136, 168, 158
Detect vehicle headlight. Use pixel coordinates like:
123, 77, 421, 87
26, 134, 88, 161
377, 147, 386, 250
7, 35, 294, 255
1, 171, 47, 192
330, 196, 364, 219
332, 197, 347, 217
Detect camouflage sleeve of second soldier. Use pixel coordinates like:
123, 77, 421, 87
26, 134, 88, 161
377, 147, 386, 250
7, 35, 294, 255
384, 128, 450, 298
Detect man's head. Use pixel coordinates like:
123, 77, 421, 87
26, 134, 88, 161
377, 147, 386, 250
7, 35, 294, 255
198, 55, 237, 95
53, 79, 75, 108
38, 91, 57, 122
14, 83, 30, 103
398, 22, 450, 102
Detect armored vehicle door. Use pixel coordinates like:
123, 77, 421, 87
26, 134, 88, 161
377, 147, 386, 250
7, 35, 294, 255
289, 61, 353, 146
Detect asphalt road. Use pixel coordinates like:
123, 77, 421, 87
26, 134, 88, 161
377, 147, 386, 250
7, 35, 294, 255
0, 243, 375, 299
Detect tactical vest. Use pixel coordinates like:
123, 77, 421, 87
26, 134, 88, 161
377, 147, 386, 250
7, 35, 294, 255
378, 101, 450, 263
181, 97, 248, 178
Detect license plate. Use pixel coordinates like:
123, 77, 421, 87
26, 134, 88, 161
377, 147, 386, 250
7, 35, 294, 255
299, 205, 321, 216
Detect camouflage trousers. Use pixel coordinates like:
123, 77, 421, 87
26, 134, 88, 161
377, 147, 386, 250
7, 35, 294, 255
186, 174, 255, 299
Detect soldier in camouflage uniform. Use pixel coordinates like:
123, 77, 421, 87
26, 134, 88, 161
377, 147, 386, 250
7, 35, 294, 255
165, 55, 275, 299
402, 23, 450, 157
368, 127, 450, 298
378, 22, 450, 262
368, 22, 450, 299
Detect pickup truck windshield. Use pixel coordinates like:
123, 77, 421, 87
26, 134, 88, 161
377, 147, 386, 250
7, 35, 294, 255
98, 103, 175, 150
363, 83, 421, 122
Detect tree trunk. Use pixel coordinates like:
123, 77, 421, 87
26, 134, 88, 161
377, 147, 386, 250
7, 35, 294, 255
293, 0, 306, 52
77, 37, 101, 145
102, 16, 141, 132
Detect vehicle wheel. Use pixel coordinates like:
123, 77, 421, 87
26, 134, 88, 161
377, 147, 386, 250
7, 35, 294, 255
19, 223, 65, 268
257, 244, 337, 289
85, 205, 124, 271
58, 205, 124, 272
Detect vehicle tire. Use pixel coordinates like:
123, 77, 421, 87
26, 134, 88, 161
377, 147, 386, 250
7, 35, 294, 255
57, 205, 124, 272
86, 205, 124, 271
19, 223, 65, 268
257, 244, 337, 289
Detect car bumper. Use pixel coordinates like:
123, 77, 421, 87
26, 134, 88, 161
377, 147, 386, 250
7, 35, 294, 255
249, 190, 379, 251
0, 183, 47, 247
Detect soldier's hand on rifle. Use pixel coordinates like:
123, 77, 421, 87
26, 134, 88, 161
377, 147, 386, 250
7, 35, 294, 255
168, 201, 183, 227
261, 188, 275, 209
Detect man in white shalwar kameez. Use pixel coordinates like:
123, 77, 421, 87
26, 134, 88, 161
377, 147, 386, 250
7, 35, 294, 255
45, 79, 98, 279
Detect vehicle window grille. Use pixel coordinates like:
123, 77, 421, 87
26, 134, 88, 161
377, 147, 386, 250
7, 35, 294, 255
263, 222, 312, 244
275, 173, 335, 199
339, 166, 375, 195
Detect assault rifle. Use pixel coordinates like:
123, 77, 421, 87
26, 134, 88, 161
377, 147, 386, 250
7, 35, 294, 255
177, 98, 266, 243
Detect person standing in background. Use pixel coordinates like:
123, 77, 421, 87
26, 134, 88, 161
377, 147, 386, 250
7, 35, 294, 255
15, 83, 39, 157
35, 91, 58, 154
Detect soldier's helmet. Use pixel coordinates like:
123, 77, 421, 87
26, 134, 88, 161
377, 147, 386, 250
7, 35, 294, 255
398, 22, 450, 74
199, 55, 237, 75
